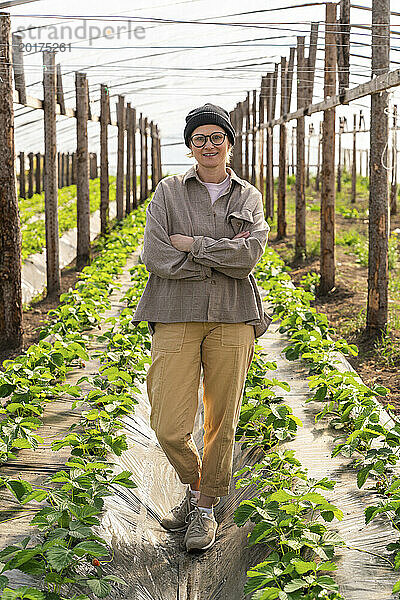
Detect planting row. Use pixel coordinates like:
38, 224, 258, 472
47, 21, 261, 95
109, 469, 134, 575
1, 199, 347, 599
20, 178, 117, 262
253, 249, 400, 597
0, 201, 148, 600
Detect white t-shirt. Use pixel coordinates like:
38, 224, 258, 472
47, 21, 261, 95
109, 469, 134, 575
201, 173, 231, 205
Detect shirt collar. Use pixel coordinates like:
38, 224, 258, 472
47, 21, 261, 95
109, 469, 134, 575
182, 164, 246, 187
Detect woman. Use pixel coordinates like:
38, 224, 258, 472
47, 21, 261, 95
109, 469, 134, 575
132, 103, 271, 553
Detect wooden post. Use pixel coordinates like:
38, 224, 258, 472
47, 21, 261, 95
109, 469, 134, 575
61, 152, 65, 188
116, 94, 125, 220
35, 152, 41, 194
295, 36, 306, 258
90, 153, 97, 179
269, 64, 278, 217
139, 113, 146, 204
157, 127, 162, 180
28, 152, 34, 197
100, 83, 110, 235
72, 152, 77, 184
391, 104, 398, 215
277, 57, 288, 240
337, 117, 344, 192
131, 107, 137, 209
251, 89, 257, 187
56, 64, 66, 115
57, 152, 61, 188
151, 121, 157, 193
43, 50, 60, 296
237, 101, 244, 178
306, 124, 313, 188
144, 116, 149, 200
319, 3, 337, 296
156, 123, 162, 184
291, 126, 296, 175
126, 102, 132, 214
19, 152, 25, 198
67, 153, 72, 186
351, 113, 357, 203
0, 13, 22, 350
12, 32, 26, 105
337, 0, 350, 97
75, 71, 91, 270
244, 93, 250, 183
316, 121, 322, 191
367, 0, 390, 332
259, 79, 267, 200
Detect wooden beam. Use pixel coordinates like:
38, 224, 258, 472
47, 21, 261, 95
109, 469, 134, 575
264, 67, 400, 128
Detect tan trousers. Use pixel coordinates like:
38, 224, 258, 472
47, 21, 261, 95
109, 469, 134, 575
146, 321, 255, 497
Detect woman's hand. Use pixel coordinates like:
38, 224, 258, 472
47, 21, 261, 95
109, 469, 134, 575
169, 234, 195, 252
233, 231, 251, 239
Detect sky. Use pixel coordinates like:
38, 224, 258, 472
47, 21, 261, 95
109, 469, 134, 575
7, 0, 400, 175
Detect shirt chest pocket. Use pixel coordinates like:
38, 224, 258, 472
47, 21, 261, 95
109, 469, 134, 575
227, 208, 254, 236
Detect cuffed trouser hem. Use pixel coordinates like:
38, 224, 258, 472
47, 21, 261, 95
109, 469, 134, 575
178, 473, 201, 485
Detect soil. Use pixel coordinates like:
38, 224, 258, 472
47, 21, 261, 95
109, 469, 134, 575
270, 205, 400, 412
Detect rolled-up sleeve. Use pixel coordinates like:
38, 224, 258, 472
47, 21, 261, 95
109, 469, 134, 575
188, 198, 269, 279
141, 182, 212, 280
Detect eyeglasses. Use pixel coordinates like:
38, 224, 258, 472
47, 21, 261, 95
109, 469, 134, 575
190, 132, 227, 148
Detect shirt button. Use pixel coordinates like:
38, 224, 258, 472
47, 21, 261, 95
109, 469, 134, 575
210, 280, 216, 285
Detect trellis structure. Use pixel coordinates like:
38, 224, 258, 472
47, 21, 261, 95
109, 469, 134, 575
0, 12, 162, 351
230, 0, 393, 335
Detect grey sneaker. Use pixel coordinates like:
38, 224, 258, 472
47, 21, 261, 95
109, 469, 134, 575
161, 488, 196, 532
184, 506, 218, 552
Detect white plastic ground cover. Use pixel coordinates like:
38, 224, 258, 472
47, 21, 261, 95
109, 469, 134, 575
21, 200, 117, 305
256, 306, 399, 600
3, 246, 400, 599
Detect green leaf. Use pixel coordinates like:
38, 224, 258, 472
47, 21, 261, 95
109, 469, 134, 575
393, 580, 400, 593
85, 578, 111, 598
1, 588, 45, 600
315, 575, 339, 591
73, 541, 108, 558
45, 546, 75, 572
292, 560, 316, 574
357, 466, 371, 489
283, 579, 306, 592
233, 501, 257, 526
252, 588, 280, 600
0, 576, 9, 592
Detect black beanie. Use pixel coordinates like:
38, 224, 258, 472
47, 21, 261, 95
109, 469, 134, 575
184, 103, 235, 148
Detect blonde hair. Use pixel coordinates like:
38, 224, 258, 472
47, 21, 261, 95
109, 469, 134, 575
186, 143, 233, 165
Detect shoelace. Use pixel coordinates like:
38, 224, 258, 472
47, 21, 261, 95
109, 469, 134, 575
172, 495, 189, 517
185, 507, 212, 533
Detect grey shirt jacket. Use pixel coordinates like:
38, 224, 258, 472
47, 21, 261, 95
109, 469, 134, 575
132, 164, 272, 338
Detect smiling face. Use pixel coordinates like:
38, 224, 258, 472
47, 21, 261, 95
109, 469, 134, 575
189, 124, 232, 169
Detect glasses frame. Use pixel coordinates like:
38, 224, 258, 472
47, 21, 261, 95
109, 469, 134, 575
190, 131, 228, 148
